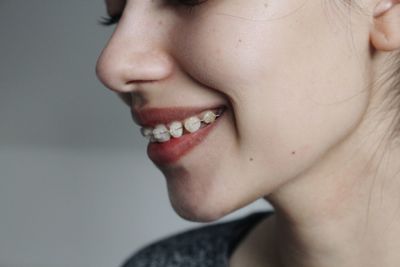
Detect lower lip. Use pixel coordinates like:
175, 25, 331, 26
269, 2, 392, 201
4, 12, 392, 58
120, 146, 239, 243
147, 112, 225, 166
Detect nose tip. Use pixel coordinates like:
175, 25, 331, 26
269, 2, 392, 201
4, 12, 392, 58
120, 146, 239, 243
96, 45, 175, 93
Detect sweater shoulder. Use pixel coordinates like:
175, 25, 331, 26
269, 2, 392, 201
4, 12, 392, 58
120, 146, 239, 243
121, 211, 272, 267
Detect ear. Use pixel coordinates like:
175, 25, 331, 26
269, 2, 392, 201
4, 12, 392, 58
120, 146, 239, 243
370, 0, 400, 52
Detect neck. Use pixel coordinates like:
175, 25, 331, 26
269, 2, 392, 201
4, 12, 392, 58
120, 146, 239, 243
264, 109, 400, 267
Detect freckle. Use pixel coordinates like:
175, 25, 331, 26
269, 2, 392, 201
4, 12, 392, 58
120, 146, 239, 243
291, 151, 296, 155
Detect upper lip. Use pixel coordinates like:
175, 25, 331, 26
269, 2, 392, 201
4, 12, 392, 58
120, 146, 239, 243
131, 105, 225, 127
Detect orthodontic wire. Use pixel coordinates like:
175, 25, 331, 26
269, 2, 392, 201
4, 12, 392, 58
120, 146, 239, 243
149, 112, 222, 137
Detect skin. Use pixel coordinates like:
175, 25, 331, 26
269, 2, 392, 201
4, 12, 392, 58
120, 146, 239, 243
96, 0, 400, 266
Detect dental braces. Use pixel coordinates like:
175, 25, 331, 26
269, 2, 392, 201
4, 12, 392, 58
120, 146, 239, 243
154, 112, 222, 135
141, 109, 225, 141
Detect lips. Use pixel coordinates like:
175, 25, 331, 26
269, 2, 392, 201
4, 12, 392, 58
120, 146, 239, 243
131, 104, 227, 166
146, 109, 225, 166
131, 105, 225, 128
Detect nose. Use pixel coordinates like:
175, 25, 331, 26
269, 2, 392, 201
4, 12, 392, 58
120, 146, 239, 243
96, 9, 175, 93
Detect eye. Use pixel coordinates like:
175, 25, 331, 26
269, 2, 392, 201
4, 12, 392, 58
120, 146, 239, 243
99, 0, 208, 26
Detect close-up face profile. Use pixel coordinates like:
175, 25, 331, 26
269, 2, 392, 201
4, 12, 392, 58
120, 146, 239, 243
96, 0, 398, 222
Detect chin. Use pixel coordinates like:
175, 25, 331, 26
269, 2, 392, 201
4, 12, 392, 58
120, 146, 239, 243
161, 162, 273, 222
166, 179, 266, 223
162, 170, 234, 222
157, 160, 223, 222
169, 194, 232, 223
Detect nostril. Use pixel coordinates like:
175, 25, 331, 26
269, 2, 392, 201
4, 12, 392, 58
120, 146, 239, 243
123, 52, 175, 84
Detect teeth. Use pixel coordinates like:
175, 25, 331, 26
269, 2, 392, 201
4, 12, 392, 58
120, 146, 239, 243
140, 127, 153, 139
152, 124, 171, 142
184, 116, 201, 133
169, 121, 183, 138
149, 135, 157, 143
140, 109, 223, 143
200, 111, 217, 124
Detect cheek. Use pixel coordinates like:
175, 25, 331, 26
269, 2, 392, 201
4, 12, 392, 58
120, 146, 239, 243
175, 16, 276, 96
173, 0, 318, 93
174, 2, 371, 190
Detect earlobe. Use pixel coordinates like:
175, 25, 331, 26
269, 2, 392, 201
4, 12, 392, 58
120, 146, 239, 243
370, 0, 400, 52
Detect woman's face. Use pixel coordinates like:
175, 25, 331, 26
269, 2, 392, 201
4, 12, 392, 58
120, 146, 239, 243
97, 0, 373, 221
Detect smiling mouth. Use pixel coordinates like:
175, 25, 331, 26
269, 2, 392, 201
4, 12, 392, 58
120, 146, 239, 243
145, 107, 227, 166
140, 107, 226, 143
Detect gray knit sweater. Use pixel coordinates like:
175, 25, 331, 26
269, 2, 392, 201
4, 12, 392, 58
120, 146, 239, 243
121, 211, 273, 267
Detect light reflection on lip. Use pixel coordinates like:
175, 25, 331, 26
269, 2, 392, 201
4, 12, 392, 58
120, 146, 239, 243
131, 105, 226, 128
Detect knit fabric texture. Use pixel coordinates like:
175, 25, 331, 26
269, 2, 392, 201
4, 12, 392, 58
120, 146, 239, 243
121, 211, 273, 267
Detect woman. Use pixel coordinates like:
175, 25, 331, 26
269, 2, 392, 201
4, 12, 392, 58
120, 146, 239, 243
96, 0, 400, 266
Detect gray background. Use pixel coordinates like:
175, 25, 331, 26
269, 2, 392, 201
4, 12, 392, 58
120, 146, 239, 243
0, 1, 271, 267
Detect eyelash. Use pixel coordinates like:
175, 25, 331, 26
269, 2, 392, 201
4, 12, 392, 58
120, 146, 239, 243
99, 14, 122, 26
99, 0, 206, 26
